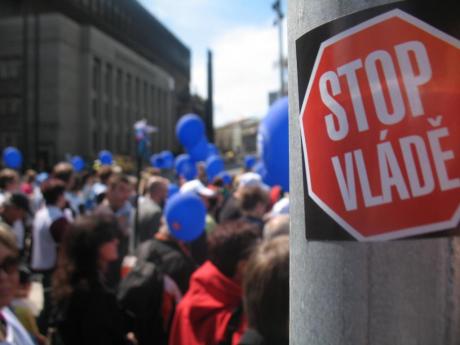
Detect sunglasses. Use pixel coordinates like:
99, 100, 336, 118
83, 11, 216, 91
0, 256, 20, 275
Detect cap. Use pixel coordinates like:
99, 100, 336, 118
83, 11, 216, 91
238, 172, 269, 191
2, 193, 31, 214
180, 179, 216, 198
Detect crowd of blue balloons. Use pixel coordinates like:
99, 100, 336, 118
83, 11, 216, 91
1, 97, 289, 243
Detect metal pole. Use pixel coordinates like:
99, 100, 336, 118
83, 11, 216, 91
206, 49, 214, 142
33, 6, 40, 168
272, 0, 285, 97
288, 1, 460, 345
22, 1, 29, 167
278, 15, 284, 96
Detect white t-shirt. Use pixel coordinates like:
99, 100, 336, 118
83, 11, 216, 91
0, 307, 35, 345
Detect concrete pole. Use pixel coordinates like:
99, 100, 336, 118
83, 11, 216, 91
288, 1, 460, 345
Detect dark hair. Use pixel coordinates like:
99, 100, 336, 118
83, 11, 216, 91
208, 220, 260, 278
41, 178, 66, 205
107, 174, 130, 190
0, 169, 19, 190
53, 162, 74, 184
97, 166, 113, 184
52, 215, 118, 302
239, 186, 269, 212
243, 235, 289, 341
24, 169, 37, 184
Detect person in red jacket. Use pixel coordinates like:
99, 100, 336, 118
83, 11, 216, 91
169, 220, 260, 345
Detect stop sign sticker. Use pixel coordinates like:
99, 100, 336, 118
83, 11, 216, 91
299, 9, 460, 240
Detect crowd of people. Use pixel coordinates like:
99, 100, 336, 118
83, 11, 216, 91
0, 161, 289, 345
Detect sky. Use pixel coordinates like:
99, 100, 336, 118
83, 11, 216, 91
137, 0, 287, 127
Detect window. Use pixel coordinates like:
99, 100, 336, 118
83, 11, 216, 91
116, 69, 122, 99
93, 58, 101, 92
143, 81, 148, 116
126, 74, 131, 105
135, 78, 140, 113
9, 98, 20, 115
126, 133, 131, 153
0, 98, 6, 115
93, 130, 98, 152
92, 99, 98, 120
105, 64, 112, 95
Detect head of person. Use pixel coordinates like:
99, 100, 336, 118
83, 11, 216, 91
0, 225, 20, 308
0, 193, 30, 225
180, 179, 217, 210
263, 214, 289, 239
41, 178, 67, 208
0, 168, 20, 193
24, 169, 37, 184
53, 215, 119, 301
147, 176, 169, 207
53, 162, 75, 190
97, 165, 113, 185
243, 235, 289, 342
239, 186, 269, 219
208, 220, 260, 284
106, 174, 132, 211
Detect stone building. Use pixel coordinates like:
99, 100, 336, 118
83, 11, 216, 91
0, 0, 191, 168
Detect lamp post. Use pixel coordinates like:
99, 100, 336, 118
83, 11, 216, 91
272, 0, 285, 97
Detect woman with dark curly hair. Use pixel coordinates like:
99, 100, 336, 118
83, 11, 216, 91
51, 215, 133, 345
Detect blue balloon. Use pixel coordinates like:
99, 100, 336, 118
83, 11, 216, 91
150, 154, 165, 169
244, 155, 257, 170
160, 151, 174, 169
98, 150, 113, 166
165, 192, 206, 242
217, 171, 232, 186
2, 147, 22, 169
187, 137, 209, 162
176, 114, 205, 148
167, 183, 180, 199
207, 143, 219, 157
253, 161, 267, 177
71, 156, 85, 172
258, 96, 289, 191
205, 155, 225, 182
175, 154, 191, 173
181, 161, 197, 181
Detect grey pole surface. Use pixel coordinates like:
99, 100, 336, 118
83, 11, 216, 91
288, 1, 460, 344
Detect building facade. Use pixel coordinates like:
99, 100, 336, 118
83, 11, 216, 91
0, 0, 191, 169
215, 118, 259, 159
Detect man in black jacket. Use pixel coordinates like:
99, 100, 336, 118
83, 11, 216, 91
136, 222, 196, 294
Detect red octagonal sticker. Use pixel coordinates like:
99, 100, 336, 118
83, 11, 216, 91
299, 9, 460, 240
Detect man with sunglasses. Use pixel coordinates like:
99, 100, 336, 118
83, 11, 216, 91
0, 225, 34, 344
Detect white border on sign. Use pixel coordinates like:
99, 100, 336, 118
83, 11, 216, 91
298, 9, 460, 241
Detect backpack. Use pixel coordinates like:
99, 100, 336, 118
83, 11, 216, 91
117, 261, 166, 344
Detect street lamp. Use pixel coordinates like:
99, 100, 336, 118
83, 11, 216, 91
272, 0, 285, 97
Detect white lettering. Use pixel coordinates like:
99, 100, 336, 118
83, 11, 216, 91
337, 59, 369, 132
332, 153, 357, 211
400, 135, 434, 197
377, 141, 410, 203
319, 71, 349, 141
395, 41, 432, 117
354, 149, 385, 207
428, 128, 460, 191
365, 50, 405, 125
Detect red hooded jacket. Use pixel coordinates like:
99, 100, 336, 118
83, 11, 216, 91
169, 261, 245, 345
